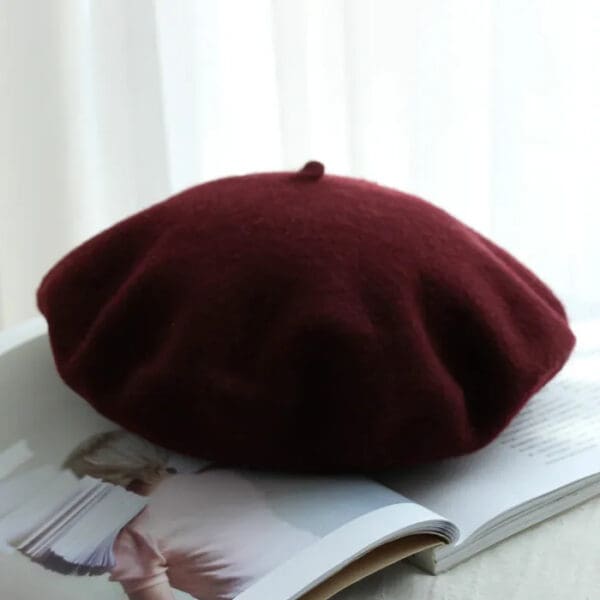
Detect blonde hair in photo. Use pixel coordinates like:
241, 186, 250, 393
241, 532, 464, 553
63, 429, 170, 488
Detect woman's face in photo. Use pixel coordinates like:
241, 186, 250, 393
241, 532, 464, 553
63, 429, 174, 491
127, 466, 178, 496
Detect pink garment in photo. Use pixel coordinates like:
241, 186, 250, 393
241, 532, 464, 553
109, 469, 318, 600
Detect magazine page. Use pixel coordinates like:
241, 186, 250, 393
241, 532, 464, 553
377, 344, 600, 544
0, 323, 457, 600
0, 432, 457, 600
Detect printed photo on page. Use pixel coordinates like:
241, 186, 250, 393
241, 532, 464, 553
0, 429, 453, 600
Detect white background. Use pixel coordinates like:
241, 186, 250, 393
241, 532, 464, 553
1, 0, 599, 328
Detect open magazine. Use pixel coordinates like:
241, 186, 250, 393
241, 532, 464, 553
0, 321, 599, 600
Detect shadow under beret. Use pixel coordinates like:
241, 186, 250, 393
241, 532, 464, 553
37, 162, 576, 472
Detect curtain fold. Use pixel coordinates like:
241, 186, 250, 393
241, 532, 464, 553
0, 0, 171, 327
1, 0, 599, 328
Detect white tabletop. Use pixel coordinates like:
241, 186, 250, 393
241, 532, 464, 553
336, 495, 599, 599
1, 319, 598, 600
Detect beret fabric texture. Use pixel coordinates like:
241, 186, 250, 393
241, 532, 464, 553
37, 162, 576, 472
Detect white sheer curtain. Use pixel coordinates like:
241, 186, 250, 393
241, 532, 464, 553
1, 0, 599, 329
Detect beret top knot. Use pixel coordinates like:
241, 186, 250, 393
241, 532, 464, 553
294, 160, 325, 181
37, 162, 575, 472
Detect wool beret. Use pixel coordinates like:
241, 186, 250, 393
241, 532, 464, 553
37, 161, 575, 472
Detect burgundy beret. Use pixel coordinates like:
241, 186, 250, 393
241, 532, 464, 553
37, 162, 575, 471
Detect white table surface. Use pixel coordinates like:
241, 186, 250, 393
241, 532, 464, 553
1, 319, 598, 600
335, 495, 599, 599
